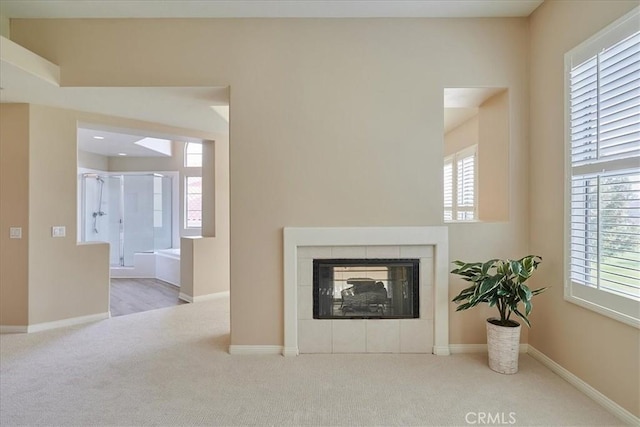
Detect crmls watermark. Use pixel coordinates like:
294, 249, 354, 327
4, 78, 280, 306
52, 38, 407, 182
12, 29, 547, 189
465, 412, 517, 425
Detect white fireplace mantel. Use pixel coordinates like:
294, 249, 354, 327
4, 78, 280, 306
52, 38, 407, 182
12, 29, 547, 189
283, 226, 450, 356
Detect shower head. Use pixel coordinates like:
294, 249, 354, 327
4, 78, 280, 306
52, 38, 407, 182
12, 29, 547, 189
84, 173, 105, 183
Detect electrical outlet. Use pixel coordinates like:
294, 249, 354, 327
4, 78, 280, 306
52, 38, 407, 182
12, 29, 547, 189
9, 227, 22, 239
52, 226, 66, 238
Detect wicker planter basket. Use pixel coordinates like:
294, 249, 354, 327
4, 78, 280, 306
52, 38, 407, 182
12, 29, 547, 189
486, 318, 521, 374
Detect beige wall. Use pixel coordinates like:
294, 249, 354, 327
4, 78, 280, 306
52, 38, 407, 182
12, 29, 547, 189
444, 115, 478, 156
1, 100, 226, 326
478, 91, 509, 222
181, 236, 229, 298
10, 17, 531, 346
529, 0, 639, 417
27, 105, 110, 324
444, 91, 509, 223
78, 150, 108, 171
0, 15, 10, 39
0, 104, 29, 326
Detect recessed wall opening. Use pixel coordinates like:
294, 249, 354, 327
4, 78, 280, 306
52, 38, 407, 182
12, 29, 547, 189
313, 258, 420, 319
76, 122, 218, 317
443, 87, 510, 222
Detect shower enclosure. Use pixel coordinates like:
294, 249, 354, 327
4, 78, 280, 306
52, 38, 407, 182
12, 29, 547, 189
81, 173, 173, 267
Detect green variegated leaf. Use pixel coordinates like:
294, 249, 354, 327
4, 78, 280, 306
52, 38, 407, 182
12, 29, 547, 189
450, 256, 546, 326
456, 302, 473, 311
513, 307, 531, 327
482, 259, 498, 275
510, 260, 522, 277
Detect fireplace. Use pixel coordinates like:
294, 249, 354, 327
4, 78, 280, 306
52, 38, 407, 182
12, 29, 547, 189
313, 259, 419, 319
281, 226, 450, 356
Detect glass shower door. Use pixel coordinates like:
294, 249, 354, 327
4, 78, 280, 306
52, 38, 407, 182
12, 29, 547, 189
106, 176, 123, 266
121, 175, 155, 267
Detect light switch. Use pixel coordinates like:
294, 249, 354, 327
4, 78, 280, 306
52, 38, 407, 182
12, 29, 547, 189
52, 226, 66, 238
9, 227, 22, 239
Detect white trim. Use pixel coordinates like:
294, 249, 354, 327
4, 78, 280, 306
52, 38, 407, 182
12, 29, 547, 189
179, 292, 193, 303
566, 7, 640, 66
528, 345, 639, 426
449, 343, 529, 354
564, 289, 640, 329
26, 312, 109, 333
180, 290, 229, 303
229, 345, 283, 355
433, 345, 452, 356
283, 226, 449, 357
564, 8, 640, 329
0, 36, 60, 85
282, 346, 299, 357
0, 325, 28, 334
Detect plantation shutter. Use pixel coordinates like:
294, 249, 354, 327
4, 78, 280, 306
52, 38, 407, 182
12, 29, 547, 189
456, 152, 476, 220
444, 158, 453, 221
569, 30, 640, 300
443, 146, 476, 222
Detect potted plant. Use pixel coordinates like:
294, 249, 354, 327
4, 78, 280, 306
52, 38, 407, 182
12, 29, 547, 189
451, 255, 546, 374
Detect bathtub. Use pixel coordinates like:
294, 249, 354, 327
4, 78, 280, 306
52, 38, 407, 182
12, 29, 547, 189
155, 248, 180, 286
157, 248, 180, 258
109, 249, 180, 287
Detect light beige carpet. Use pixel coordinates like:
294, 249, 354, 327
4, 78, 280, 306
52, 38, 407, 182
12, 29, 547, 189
0, 297, 623, 426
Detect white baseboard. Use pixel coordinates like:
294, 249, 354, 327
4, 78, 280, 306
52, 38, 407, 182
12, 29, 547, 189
282, 346, 299, 357
433, 345, 451, 356
180, 291, 229, 303
527, 345, 638, 426
228, 345, 283, 355
178, 292, 193, 303
449, 343, 529, 354
26, 312, 110, 333
0, 325, 28, 334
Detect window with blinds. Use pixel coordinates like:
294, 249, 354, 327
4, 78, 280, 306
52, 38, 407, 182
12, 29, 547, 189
443, 145, 477, 222
185, 176, 202, 229
184, 142, 202, 167
565, 8, 640, 328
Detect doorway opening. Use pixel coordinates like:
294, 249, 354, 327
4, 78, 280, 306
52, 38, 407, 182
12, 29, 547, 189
77, 123, 215, 317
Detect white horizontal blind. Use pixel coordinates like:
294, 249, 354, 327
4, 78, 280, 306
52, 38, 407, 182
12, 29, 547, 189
569, 29, 640, 303
443, 159, 453, 221
456, 153, 476, 220
443, 146, 476, 222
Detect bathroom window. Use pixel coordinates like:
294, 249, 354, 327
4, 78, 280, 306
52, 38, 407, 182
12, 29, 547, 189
184, 142, 202, 167
444, 145, 477, 222
184, 142, 202, 229
185, 176, 202, 229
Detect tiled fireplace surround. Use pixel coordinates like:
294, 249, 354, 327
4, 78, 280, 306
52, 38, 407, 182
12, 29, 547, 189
283, 227, 450, 356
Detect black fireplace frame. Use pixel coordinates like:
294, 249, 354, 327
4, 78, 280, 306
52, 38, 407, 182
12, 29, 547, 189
312, 258, 420, 320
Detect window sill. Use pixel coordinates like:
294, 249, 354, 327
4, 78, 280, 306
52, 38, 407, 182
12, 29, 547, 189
565, 283, 640, 329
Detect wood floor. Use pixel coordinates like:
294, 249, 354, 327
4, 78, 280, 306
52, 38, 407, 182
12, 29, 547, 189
110, 278, 186, 317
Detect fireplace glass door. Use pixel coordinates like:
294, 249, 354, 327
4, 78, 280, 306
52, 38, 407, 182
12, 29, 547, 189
313, 259, 419, 319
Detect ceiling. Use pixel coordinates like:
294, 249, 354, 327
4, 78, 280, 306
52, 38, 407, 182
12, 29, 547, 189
78, 127, 163, 158
0, 1, 544, 19
443, 87, 506, 133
